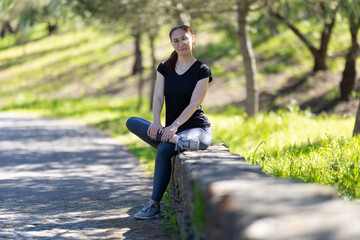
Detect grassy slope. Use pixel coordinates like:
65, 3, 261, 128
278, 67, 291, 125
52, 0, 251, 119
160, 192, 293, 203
0, 22, 359, 199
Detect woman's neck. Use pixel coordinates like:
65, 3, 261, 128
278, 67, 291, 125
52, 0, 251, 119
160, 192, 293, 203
177, 54, 196, 66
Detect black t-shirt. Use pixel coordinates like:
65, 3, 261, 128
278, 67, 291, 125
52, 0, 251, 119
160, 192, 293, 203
157, 60, 213, 129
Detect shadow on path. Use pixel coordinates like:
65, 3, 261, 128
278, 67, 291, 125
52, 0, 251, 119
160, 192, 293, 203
0, 112, 175, 239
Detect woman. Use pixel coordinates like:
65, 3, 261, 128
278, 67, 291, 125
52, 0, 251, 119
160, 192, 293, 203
126, 24, 213, 220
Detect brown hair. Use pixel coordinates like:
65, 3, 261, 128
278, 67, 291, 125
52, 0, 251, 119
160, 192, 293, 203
164, 24, 194, 72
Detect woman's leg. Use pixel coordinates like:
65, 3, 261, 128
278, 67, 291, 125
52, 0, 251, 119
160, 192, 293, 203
126, 116, 161, 148
177, 127, 212, 150
129, 119, 213, 218
150, 127, 213, 203
150, 142, 177, 202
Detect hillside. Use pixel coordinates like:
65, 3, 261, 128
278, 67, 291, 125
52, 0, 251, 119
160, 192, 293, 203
0, 26, 358, 118
1, 26, 360, 201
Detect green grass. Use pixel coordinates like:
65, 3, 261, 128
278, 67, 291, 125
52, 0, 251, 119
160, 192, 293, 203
1, 23, 359, 202
208, 105, 359, 199
249, 135, 360, 199
3, 96, 358, 199
1, 23, 359, 238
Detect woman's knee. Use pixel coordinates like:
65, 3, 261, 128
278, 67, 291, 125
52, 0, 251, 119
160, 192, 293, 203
126, 116, 137, 131
127, 116, 149, 133
199, 128, 212, 150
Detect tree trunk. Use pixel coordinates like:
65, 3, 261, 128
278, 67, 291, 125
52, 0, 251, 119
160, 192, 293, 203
131, 31, 144, 109
313, 13, 336, 72
237, 0, 259, 117
313, 49, 328, 72
340, 31, 359, 101
5, 20, 20, 34
1, 21, 6, 38
270, 4, 337, 73
137, 72, 144, 110
132, 32, 143, 75
353, 99, 360, 136
149, 33, 157, 111
47, 21, 58, 36
1, 28, 5, 38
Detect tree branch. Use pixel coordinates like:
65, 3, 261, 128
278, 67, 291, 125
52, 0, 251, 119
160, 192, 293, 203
269, 9, 317, 55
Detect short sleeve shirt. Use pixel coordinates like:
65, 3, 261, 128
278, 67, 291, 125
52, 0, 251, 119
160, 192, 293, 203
157, 60, 212, 129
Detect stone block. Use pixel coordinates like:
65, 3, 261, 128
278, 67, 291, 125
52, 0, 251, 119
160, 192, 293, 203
169, 143, 360, 240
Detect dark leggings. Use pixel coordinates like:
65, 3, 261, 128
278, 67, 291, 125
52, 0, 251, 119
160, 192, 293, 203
126, 116, 212, 201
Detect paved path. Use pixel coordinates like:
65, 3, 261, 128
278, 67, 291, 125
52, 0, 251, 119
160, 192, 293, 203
0, 112, 176, 239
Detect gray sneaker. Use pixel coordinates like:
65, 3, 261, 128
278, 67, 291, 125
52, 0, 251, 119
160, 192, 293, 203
134, 203, 161, 220
175, 136, 200, 152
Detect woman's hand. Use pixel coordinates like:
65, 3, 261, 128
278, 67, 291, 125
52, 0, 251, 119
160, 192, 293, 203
160, 124, 178, 142
147, 122, 163, 140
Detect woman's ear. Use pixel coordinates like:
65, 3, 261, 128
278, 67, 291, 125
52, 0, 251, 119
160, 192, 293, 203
192, 35, 196, 44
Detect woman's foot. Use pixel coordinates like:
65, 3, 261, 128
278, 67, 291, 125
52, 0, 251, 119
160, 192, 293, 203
175, 136, 200, 151
134, 203, 161, 220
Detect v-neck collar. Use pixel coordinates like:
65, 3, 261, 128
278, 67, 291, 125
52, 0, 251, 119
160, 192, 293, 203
174, 60, 198, 76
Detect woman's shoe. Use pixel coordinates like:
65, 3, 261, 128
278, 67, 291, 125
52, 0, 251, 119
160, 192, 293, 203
175, 136, 200, 152
134, 203, 161, 220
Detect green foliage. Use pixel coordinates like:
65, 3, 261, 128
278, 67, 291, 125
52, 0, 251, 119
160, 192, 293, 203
197, 32, 239, 63
208, 105, 358, 199
249, 135, 360, 199
261, 61, 287, 74
161, 189, 180, 236
0, 4, 359, 238
1, 18, 359, 206
1, 25, 359, 204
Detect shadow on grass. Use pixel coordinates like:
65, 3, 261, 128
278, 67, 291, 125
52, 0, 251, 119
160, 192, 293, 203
299, 89, 341, 114
227, 70, 345, 115
0, 35, 93, 71
9, 40, 132, 95
0, 32, 51, 52
196, 38, 239, 65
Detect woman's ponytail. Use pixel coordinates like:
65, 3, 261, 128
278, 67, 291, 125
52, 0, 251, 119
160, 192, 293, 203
164, 50, 178, 72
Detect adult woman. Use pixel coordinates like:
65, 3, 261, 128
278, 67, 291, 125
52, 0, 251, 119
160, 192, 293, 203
126, 24, 213, 220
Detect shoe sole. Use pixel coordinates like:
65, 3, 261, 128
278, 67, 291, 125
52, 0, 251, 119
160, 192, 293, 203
134, 213, 161, 220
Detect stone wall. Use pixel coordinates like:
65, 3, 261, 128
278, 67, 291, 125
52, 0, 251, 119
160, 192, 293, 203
169, 143, 360, 240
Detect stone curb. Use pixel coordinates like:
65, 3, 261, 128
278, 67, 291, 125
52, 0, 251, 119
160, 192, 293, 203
169, 143, 360, 240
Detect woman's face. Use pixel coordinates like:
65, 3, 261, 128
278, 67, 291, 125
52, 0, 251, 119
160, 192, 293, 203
170, 29, 194, 56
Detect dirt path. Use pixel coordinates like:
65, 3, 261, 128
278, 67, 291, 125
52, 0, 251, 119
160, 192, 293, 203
0, 112, 176, 239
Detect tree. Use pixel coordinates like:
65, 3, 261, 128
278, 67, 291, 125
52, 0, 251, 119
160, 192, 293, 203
163, 0, 264, 116
0, 0, 66, 40
0, 0, 38, 38
237, 0, 263, 117
354, 100, 360, 136
71, 0, 165, 109
269, 0, 339, 73
339, 0, 360, 101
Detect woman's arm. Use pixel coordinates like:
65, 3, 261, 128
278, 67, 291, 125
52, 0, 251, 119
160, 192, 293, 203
160, 77, 209, 142
147, 71, 165, 140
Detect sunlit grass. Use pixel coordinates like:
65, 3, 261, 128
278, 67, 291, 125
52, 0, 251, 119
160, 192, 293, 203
3, 96, 359, 199
0, 29, 134, 108
250, 135, 360, 199
1, 25, 359, 200
207, 105, 359, 199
